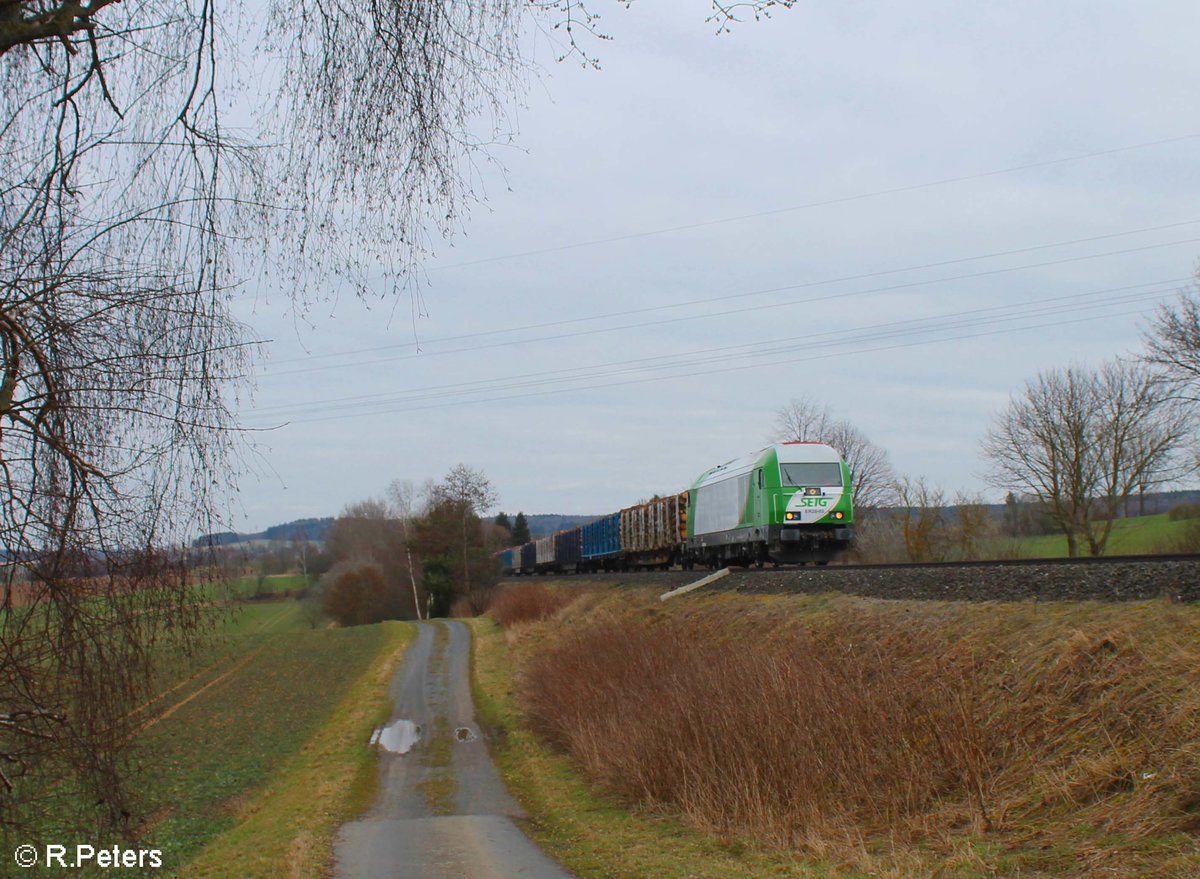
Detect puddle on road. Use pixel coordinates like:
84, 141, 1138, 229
368, 720, 475, 752
370, 719, 421, 754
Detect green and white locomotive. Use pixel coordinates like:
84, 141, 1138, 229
500, 441, 855, 574
684, 442, 854, 568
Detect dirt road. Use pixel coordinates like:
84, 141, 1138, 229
333, 621, 575, 879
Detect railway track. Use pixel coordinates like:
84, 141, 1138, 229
527, 553, 1200, 603
765, 551, 1200, 574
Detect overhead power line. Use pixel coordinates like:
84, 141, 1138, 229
268, 216, 1200, 370
247, 280, 1176, 424
259, 224, 1200, 380
251, 279, 1177, 414
261, 306, 1163, 425
425, 133, 1200, 271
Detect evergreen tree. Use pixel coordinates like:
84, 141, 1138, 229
511, 512, 531, 544
494, 511, 513, 533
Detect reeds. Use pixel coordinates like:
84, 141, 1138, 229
513, 593, 1200, 859
520, 609, 988, 846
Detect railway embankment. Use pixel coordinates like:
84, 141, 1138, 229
724, 556, 1200, 602
475, 582, 1200, 879
535, 555, 1200, 602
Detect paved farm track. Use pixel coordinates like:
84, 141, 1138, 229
520, 553, 1200, 602
333, 621, 575, 879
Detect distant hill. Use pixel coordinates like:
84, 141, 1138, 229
194, 517, 333, 548
262, 518, 334, 542
524, 514, 603, 539
1108, 488, 1200, 517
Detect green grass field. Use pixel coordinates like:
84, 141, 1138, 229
121, 601, 405, 874
992, 513, 1198, 558
223, 573, 313, 599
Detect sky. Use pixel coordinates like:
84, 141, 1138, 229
231, 0, 1200, 531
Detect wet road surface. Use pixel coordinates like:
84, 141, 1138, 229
333, 621, 576, 879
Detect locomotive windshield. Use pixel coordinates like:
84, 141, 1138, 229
779, 462, 843, 487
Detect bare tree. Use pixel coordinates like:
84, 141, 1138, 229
324, 498, 419, 619
894, 476, 949, 563
292, 532, 313, 583
1143, 278, 1200, 399
1, 0, 795, 837
982, 360, 1193, 557
952, 491, 993, 561
0, 126, 244, 829
773, 396, 897, 510
387, 479, 425, 621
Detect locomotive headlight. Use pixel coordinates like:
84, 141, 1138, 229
786, 512, 796, 520
834, 511, 844, 520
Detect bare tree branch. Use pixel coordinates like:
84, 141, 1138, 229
1143, 276, 1200, 403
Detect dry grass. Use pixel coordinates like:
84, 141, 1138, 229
511, 590, 1200, 876
521, 605, 990, 848
486, 581, 580, 628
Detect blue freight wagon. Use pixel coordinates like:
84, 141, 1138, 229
581, 513, 621, 572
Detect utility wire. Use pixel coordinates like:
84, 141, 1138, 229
243, 134, 1200, 424
247, 283, 1174, 423
424, 133, 1200, 271
249, 279, 1175, 415
261, 305, 1160, 425
266, 216, 1200, 369
259, 229, 1199, 380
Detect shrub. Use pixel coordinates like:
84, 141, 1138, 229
449, 596, 475, 618
321, 562, 388, 626
487, 583, 575, 628
1152, 517, 1200, 553
1167, 502, 1200, 521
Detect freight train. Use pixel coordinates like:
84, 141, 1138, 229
499, 442, 854, 574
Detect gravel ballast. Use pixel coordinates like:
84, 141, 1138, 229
527, 557, 1200, 603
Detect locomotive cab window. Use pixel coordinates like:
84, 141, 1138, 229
780, 462, 842, 487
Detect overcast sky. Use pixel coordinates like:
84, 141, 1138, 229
232, 0, 1200, 531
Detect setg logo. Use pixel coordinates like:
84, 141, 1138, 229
797, 497, 830, 508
